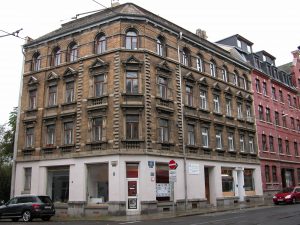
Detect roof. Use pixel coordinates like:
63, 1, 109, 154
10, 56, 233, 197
278, 62, 292, 74
216, 34, 253, 46
255, 50, 276, 60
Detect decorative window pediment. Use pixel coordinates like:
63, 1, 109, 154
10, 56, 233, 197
63, 67, 78, 81
198, 77, 208, 86
212, 82, 221, 92
47, 72, 59, 81
89, 58, 109, 76
245, 94, 253, 102
157, 60, 172, 73
184, 72, 196, 84
28, 76, 39, 86
236, 91, 244, 99
224, 87, 233, 95
122, 55, 143, 71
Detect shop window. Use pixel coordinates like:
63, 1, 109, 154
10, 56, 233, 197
47, 167, 69, 203
156, 163, 169, 201
87, 163, 108, 203
244, 169, 254, 191
222, 168, 234, 196
126, 163, 139, 178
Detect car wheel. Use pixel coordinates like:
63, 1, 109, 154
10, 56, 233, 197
12, 218, 19, 222
22, 210, 32, 222
274, 202, 279, 205
42, 216, 51, 221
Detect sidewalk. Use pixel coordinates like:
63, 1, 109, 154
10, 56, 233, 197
53, 202, 274, 222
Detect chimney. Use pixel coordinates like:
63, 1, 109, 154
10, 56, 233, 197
196, 29, 208, 40
111, 0, 120, 7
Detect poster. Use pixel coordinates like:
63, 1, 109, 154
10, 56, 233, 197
128, 198, 137, 209
156, 183, 170, 197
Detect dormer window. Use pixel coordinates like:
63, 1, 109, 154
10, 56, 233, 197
237, 39, 242, 48
263, 55, 266, 62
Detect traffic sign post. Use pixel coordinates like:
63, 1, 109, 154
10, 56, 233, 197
169, 160, 178, 170
168, 160, 177, 211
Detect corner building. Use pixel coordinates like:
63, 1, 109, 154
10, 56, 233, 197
13, 3, 263, 216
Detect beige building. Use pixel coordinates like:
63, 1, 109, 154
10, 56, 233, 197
13, 3, 263, 216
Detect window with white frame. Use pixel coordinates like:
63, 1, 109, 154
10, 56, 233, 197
196, 56, 203, 72
26, 127, 34, 148
125, 30, 138, 50
222, 67, 228, 82
64, 122, 74, 145
158, 76, 168, 99
201, 127, 209, 147
186, 85, 193, 107
48, 85, 57, 106
187, 124, 195, 145
68, 42, 78, 62
262, 82, 267, 96
126, 71, 138, 94
246, 105, 252, 122
52, 47, 61, 66
228, 132, 234, 151
249, 136, 254, 153
126, 115, 139, 139
200, 90, 207, 110
92, 117, 103, 142
240, 134, 245, 152
159, 118, 169, 143
181, 48, 190, 66
24, 168, 32, 191
65, 81, 75, 103
32, 53, 41, 71
210, 61, 216, 77
156, 36, 165, 57
237, 103, 243, 119
94, 74, 105, 97
213, 95, 220, 113
95, 34, 106, 54
46, 124, 55, 146
216, 130, 222, 149
233, 72, 238, 86
29, 90, 37, 110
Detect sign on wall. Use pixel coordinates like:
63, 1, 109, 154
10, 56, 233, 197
156, 183, 170, 197
188, 163, 200, 175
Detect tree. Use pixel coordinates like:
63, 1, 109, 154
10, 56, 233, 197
0, 107, 17, 202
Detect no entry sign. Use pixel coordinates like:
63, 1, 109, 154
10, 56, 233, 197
169, 160, 178, 170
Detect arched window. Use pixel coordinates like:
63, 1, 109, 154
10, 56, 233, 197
68, 42, 78, 62
233, 71, 239, 86
210, 60, 216, 77
125, 30, 138, 50
196, 55, 204, 72
157, 36, 165, 57
221, 66, 228, 82
240, 75, 248, 90
95, 34, 106, 54
32, 52, 41, 71
52, 47, 61, 66
181, 48, 190, 66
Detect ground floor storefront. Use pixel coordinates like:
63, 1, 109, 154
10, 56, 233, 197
14, 155, 263, 216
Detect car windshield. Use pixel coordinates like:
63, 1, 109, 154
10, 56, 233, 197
38, 196, 53, 204
279, 187, 293, 193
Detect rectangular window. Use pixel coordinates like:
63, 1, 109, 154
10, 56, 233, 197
266, 108, 271, 123
29, 90, 37, 109
282, 115, 287, 127
258, 105, 264, 120
65, 82, 74, 103
226, 99, 232, 116
200, 90, 207, 110
297, 119, 300, 131
201, 127, 209, 148
244, 169, 254, 191
126, 71, 138, 94
265, 165, 270, 183
213, 95, 220, 113
262, 134, 267, 151
186, 86, 193, 107
46, 124, 55, 146
24, 168, 32, 191
215, 130, 222, 149
262, 82, 267, 96
272, 87, 277, 100
156, 163, 169, 201
291, 117, 295, 130
272, 166, 278, 182
95, 75, 104, 97
222, 168, 234, 194
159, 119, 169, 143
158, 77, 168, 99
294, 142, 298, 157
246, 105, 252, 122
240, 134, 245, 152
187, 124, 195, 145
249, 137, 255, 153
255, 79, 261, 93
237, 39, 242, 48
222, 68, 228, 82
64, 122, 74, 145
237, 103, 243, 119
275, 112, 280, 126
210, 62, 216, 77
228, 133, 234, 151
279, 90, 284, 102
196, 57, 203, 72
293, 97, 297, 108
126, 115, 139, 139
92, 117, 103, 142
278, 138, 283, 154
26, 127, 34, 148
285, 140, 290, 155
288, 94, 291, 106
48, 85, 57, 106
269, 136, 274, 152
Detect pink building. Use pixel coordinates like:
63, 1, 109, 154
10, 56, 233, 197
217, 36, 300, 195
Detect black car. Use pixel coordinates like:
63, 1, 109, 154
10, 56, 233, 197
0, 195, 55, 222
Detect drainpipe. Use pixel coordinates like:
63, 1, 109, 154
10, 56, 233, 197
177, 31, 188, 211
11, 41, 26, 198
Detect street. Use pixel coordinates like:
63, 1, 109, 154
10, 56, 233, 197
1, 204, 300, 225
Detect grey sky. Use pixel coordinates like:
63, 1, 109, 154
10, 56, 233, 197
0, 0, 299, 124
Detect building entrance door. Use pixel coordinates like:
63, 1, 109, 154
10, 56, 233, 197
204, 167, 210, 204
126, 163, 140, 215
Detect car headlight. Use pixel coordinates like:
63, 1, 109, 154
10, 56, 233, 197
285, 195, 291, 199
273, 196, 277, 199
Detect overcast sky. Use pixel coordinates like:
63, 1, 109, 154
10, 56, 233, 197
0, 0, 299, 125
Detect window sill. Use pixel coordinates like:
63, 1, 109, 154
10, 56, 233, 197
226, 115, 234, 120
186, 144, 199, 149
61, 101, 77, 107
46, 105, 58, 109
121, 92, 144, 97
185, 105, 197, 110
213, 112, 223, 116
201, 146, 212, 151
25, 108, 38, 113
155, 96, 173, 102
199, 108, 210, 113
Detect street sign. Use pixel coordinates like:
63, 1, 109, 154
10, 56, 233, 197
169, 170, 177, 182
169, 160, 178, 170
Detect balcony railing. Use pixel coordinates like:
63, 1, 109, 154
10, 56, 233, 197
121, 139, 144, 149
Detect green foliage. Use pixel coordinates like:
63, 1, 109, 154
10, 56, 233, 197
0, 164, 12, 202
